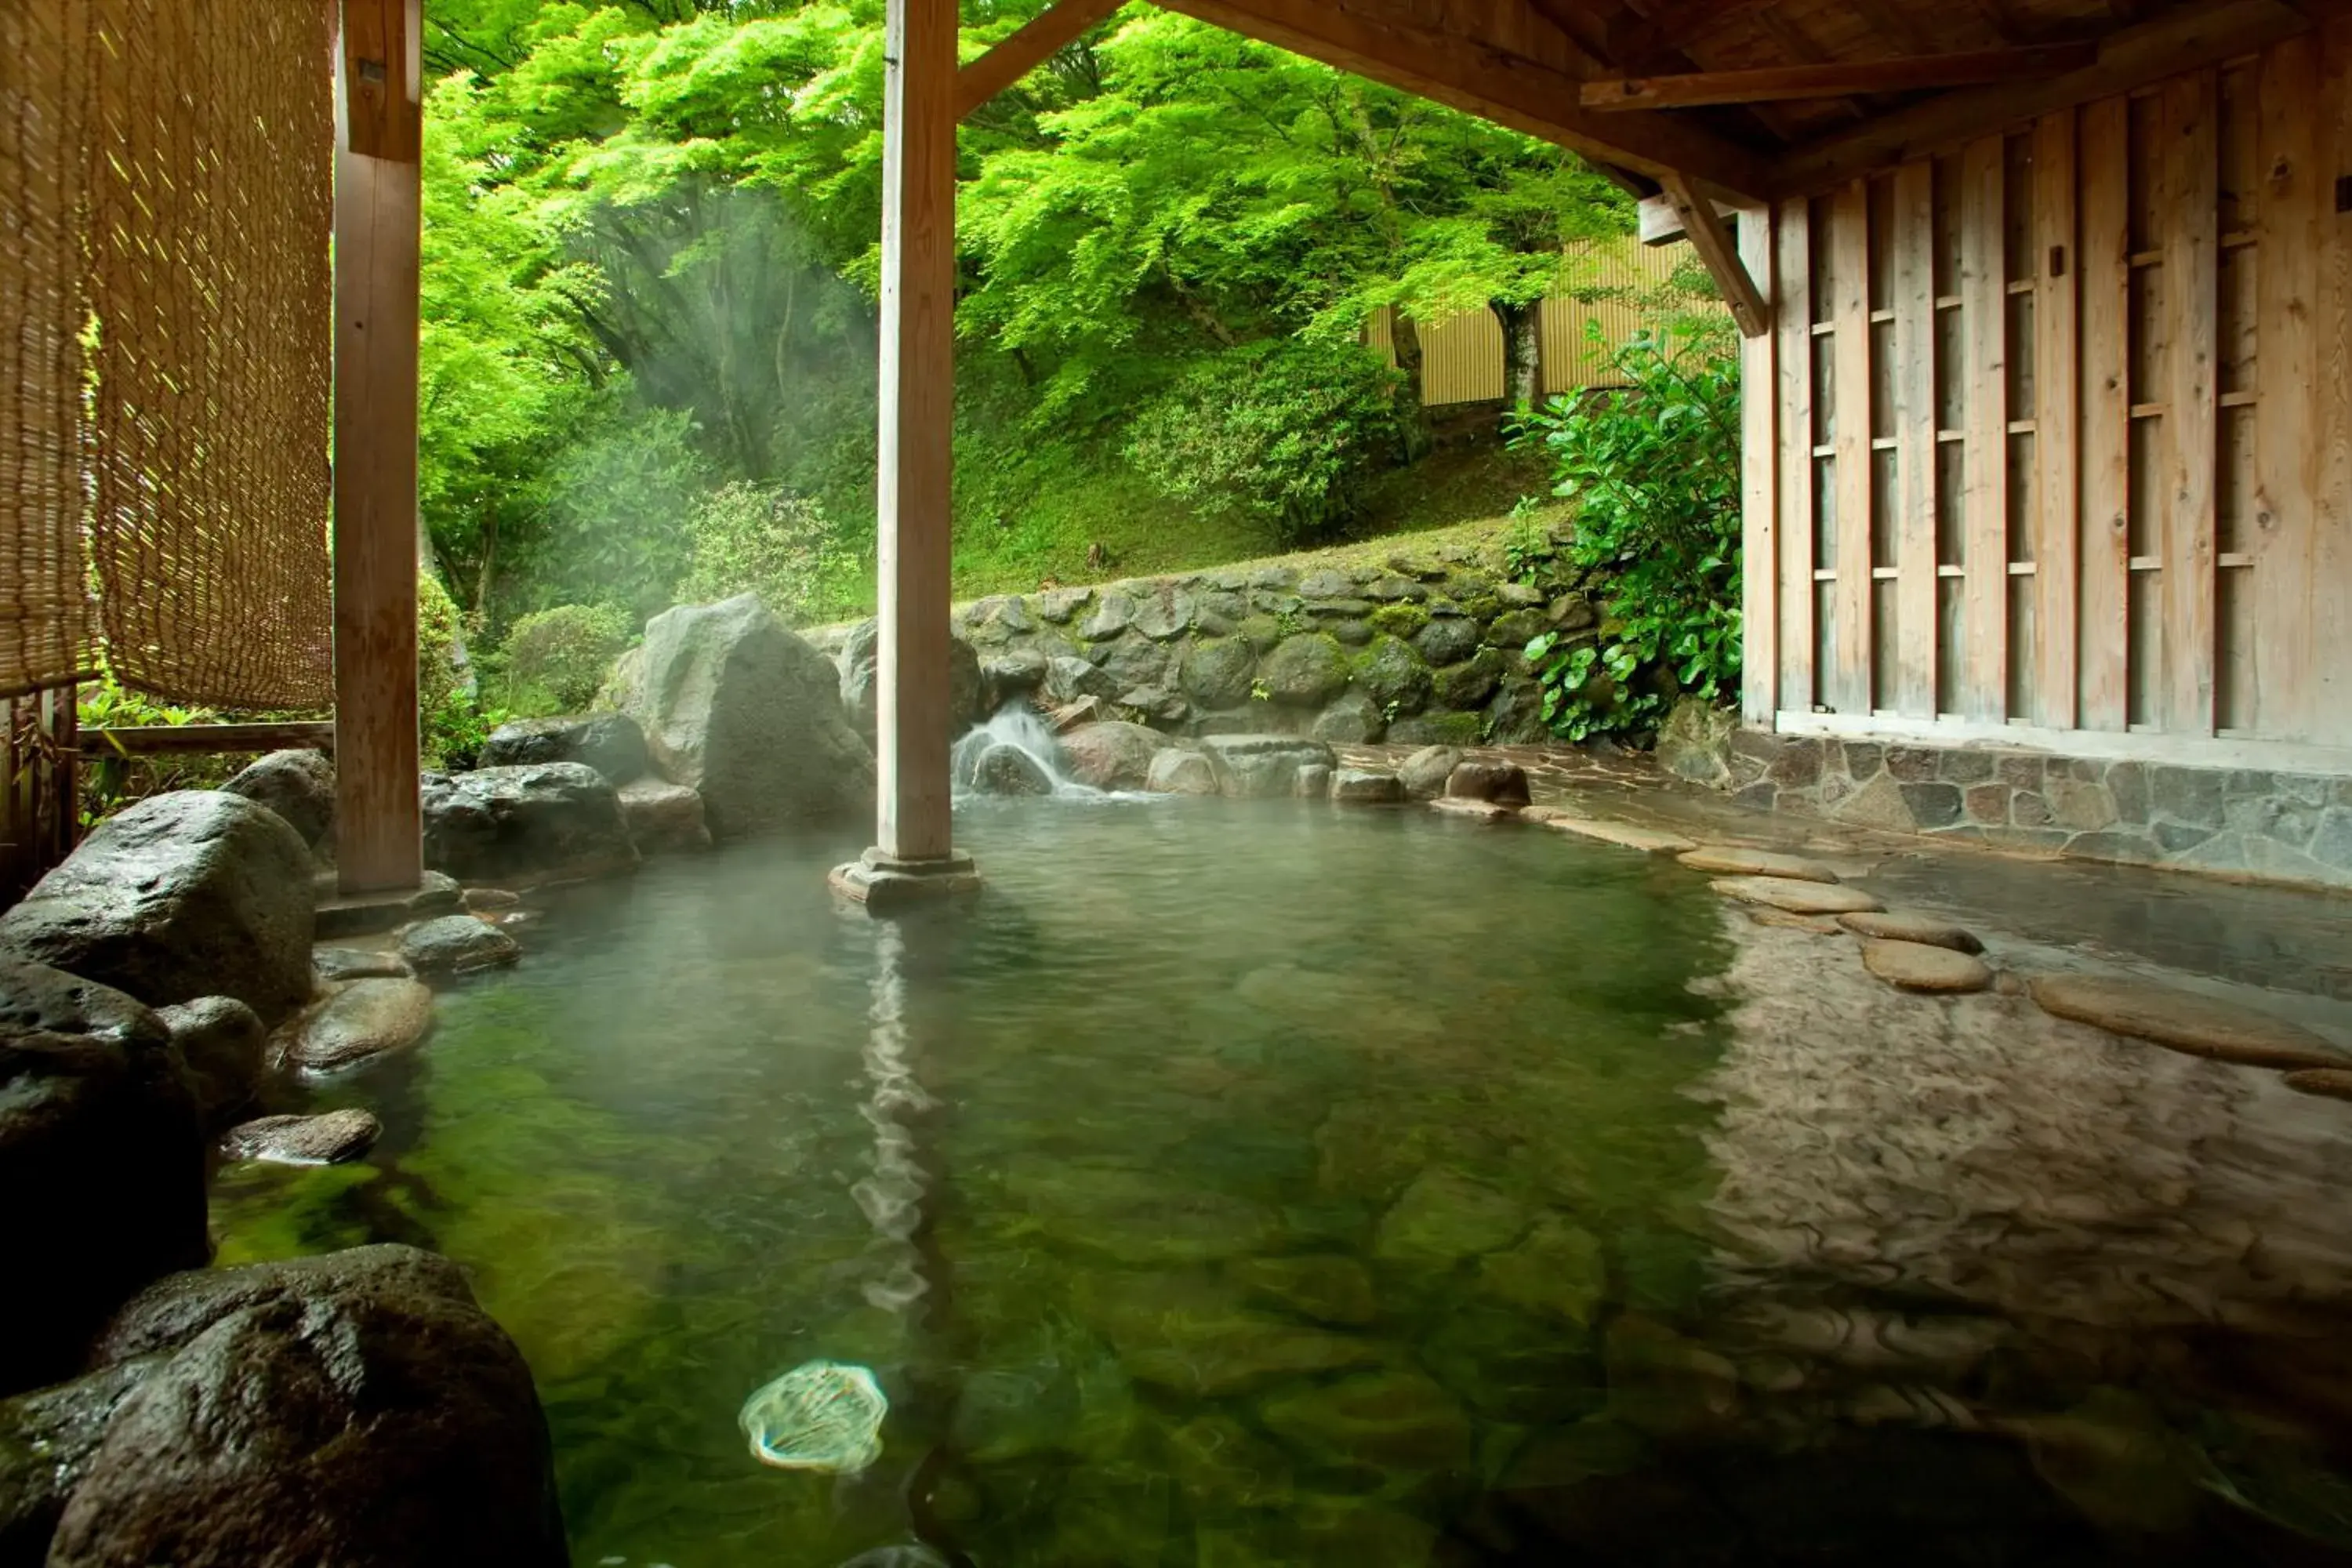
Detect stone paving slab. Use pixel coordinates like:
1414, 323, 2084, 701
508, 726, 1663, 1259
1861, 938, 1994, 994
1519, 808, 1696, 855
1679, 846, 1842, 884
1711, 877, 1885, 916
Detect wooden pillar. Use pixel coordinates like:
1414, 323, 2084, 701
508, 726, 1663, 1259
332, 0, 423, 895
873, 0, 959, 865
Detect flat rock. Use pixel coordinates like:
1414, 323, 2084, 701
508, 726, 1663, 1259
422, 763, 638, 884
1330, 767, 1403, 804
281, 978, 436, 1073
1428, 796, 1516, 821
1199, 734, 1336, 798
1679, 845, 1841, 884
1145, 748, 1218, 795
1524, 811, 1696, 854
221, 1109, 382, 1165
1860, 938, 1994, 994
1837, 909, 1985, 953
1747, 908, 1842, 935
2029, 973, 2348, 1071
400, 917, 519, 978
2284, 1069, 2352, 1102
313, 945, 412, 982
1711, 876, 1883, 916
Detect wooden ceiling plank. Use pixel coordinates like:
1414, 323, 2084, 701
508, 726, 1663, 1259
1584, 43, 2099, 107
1659, 171, 1772, 333
1773, 0, 2319, 194
1160, 0, 1775, 196
956, 0, 1131, 118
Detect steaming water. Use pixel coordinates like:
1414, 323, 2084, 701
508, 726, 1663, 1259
212, 802, 2352, 1566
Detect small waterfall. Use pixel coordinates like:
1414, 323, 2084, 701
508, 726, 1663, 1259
949, 703, 1095, 799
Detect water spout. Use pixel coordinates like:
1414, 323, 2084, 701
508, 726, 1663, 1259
949, 704, 1095, 799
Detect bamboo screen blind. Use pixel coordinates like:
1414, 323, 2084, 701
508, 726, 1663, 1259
0, 0, 335, 708
1744, 27, 2352, 752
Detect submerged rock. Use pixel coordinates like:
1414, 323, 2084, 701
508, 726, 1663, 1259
421, 762, 638, 884
1073, 1271, 1377, 1397
0, 790, 314, 1024
220, 749, 336, 851
221, 1108, 382, 1165
399, 917, 519, 978
154, 996, 266, 1129
1523, 811, 1695, 855
2028, 973, 2347, 1070
1229, 1254, 1378, 1327
0, 959, 207, 1396
1396, 745, 1462, 800
45, 1245, 567, 1568
617, 775, 711, 855
281, 978, 436, 1073
1257, 1370, 1472, 1477
1374, 1169, 1528, 1265
628, 594, 874, 837
1479, 1215, 1607, 1325
1200, 734, 1337, 798
479, 712, 650, 784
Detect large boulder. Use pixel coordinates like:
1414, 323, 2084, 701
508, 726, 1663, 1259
628, 595, 874, 837
0, 960, 207, 1396
220, 749, 336, 851
478, 713, 650, 785
1261, 634, 1350, 707
34, 1245, 568, 1567
837, 617, 985, 745
1200, 735, 1338, 798
153, 996, 266, 1131
1060, 721, 1180, 790
0, 791, 313, 1024
421, 763, 638, 884
616, 777, 710, 855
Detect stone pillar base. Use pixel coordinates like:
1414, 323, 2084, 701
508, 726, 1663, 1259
827, 846, 983, 913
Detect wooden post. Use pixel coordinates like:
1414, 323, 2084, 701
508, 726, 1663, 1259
832, 0, 979, 909
332, 0, 423, 895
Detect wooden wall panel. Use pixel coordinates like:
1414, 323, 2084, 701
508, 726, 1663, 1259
2316, 19, 2352, 745
2078, 96, 2133, 733
1892, 160, 1939, 718
1775, 196, 1817, 714
1831, 180, 1874, 715
2159, 71, 2220, 736
1958, 134, 2009, 720
2032, 111, 2080, 730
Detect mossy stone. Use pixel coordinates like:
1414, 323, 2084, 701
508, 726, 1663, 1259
1387, 711, 1484, 747
1432, 648, 1504, 709
1236, 613, 1284, 654
1352, 635, 1432, 715
1367, 602, 1430, 640
1261, 633, 1352, 707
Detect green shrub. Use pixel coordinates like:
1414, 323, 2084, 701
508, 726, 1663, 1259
679, 482, 847, 626
1512, 323, 1740, 744
1125, 338, 1411, 546
420, 571, 503, 768
499, 604, 633, 713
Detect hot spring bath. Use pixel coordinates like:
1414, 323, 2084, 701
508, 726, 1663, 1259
214, 798, 2352, 1566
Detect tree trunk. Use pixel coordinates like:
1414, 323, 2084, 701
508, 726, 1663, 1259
1491, 298, 1542, 410
1389, 310, 1432, 461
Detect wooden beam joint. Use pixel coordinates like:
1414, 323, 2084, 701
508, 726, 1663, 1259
1661, 172, 1772, 336
1583, 44, 2098, 111
956, 0, 1127, 119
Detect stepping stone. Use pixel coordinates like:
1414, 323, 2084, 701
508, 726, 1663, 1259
1428, 797, 1517, 822
400, 915, 521, 976
1679, 846, 1840, 884
281, 978, 436, 1073
1444, 760, 1530, 806
2029, 974, 2349, 1071
1526, 811, 1697, 855
221, 1108, 382, 1165
1747, 908, 1842, 935
1710, 877, 1884, 916
314, 945, 412, 983
2285, 1069, 2352, 1103
1860, 938, 1994, 994
1837, 910, 1984, 955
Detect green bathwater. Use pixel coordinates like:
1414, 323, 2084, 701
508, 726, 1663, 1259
212, 801, 2352, 1566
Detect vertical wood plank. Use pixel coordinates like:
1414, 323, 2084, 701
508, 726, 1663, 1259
1959, 134, 2009, 721
1892, 159, 1938, 719
2254, 36, 2320, 743
2161, 71, 2220, 735
1775, 196, 1816, 716
1832, 179, 1874, 716
2078, 96, 2132, 731
2033, 111, 2080, 731
1739, 206, 1780, 727
2316, 18, 2352, 745
333, 0, 423, 895
873, 0, 960, 862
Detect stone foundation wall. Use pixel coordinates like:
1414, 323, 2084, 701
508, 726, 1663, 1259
1664, 717, 2352, 891
823, 535, 1595, 748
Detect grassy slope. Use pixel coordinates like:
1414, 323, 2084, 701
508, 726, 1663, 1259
943, 437, 1570, 603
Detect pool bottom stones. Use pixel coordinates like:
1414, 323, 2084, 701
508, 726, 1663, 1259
829, 847, 985, 913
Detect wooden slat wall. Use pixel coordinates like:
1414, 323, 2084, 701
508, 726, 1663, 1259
1740, 31, 2351, 755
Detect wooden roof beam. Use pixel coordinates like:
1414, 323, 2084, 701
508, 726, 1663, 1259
1776, 0, 2321, 194
1657, 172, 1769, 336
1157, 0, 1775, 198
956, 0, 1129, 118
1584, 44, 2096, 109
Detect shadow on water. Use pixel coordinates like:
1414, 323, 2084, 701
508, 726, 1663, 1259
212, 800, 2352, 1566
